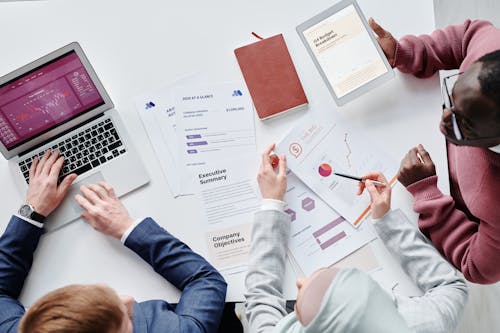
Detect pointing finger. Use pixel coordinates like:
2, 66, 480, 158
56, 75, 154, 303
261, 144, 276, 168
42, 150, 59, 176
29, 156, 39, 180
369, 18, 387, 38
75, 193, 92, 212
49, 156, 64, 180
80, 185, 102, 205
278, 154, 287, 178
99, 182, 117, 199
36, 150, 51, 176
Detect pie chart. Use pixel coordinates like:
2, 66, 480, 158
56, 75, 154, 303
318, 163, 332, 177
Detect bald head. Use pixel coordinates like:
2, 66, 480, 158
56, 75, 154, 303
477, 49, 500, 117
448, 50, 500, 147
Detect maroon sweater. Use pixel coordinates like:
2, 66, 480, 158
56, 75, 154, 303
394, 19, 500, 284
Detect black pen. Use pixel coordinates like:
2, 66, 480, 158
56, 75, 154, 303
333, 172, 386, 187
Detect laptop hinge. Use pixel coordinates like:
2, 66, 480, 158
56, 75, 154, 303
18, 113, 105, 158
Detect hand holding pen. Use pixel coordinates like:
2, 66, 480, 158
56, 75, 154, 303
334, 172, 386, 187
397, 144, 436, 187
357, 172, 391, 219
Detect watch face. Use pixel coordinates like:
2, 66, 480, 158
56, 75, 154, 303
19, 204, 34, 217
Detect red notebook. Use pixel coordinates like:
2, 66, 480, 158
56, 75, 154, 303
235, 34, 308, 120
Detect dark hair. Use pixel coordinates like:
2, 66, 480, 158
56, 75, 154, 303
477, 50, 500, 119
19, 285, 125, 333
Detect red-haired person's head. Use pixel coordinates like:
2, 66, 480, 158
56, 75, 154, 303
19, 284, 134, 333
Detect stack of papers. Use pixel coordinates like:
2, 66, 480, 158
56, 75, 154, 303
134, 78, 257, 197
273, 112, 398, 277
135, 83, 395, 294
135, 79, 258, 299
276, 112, 398, 227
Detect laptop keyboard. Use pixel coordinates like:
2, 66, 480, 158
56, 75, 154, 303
18, 118, 126, 184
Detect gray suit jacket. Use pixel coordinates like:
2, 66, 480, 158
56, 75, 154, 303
244, 209, 468, 333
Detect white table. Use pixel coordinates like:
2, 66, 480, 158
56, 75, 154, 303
0, 0, 445, 304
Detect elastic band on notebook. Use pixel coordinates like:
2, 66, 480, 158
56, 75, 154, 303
251, 32, 264, 40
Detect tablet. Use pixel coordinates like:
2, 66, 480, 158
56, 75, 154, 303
297, 0, 394, 106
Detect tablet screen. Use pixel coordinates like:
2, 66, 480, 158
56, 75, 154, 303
301, 4, 389, 99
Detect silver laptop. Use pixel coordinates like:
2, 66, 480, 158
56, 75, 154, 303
0, 42, 149, 231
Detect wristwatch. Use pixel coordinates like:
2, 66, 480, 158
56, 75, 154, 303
18, 203, 46, 223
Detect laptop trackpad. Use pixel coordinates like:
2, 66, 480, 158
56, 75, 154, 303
69, 172, 106, 214
44, 172, 106, 233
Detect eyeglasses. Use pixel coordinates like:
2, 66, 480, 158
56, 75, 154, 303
441, 72, 465, 141
441, 73, 500, 145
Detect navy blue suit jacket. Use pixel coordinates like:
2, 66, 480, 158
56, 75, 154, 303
0, 216, 227, 332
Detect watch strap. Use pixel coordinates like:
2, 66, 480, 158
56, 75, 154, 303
30, 210, 46, 223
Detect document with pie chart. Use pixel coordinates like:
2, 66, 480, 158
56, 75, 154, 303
284, 172, 376, 276
276, 112, 398, 226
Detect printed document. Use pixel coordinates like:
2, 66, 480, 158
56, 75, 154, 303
195, 154, 260, 298
134, 86, 182, 197
285, 172, 376, 276
276, 113, 397, 226
175, 81, 256, 192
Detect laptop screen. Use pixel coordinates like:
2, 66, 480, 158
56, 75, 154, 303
0, 50, 105, 150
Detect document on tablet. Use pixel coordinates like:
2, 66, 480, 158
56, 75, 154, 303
175, 81, 257, 193
297, 0, 393, 105
285, 172, 376, 276
275, 112, 398, 227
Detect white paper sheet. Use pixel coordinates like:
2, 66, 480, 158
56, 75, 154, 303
175, 81, 256, 193
194, 154, 260, 299
276, 112, 398, 226
134, 87, 183, 197
285, 172, 376, 276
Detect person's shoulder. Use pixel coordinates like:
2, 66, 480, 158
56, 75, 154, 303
132, 300, 177, 332
468, 19, 496, 28
0, 296, 24, 333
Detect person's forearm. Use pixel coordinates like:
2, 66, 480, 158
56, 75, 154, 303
244, 209, 290, 333
407, 176, 500, 284
0, 216, 43, 299
124, 218, 226, 333
394, 19, 489, 77
373, 209, 468, 333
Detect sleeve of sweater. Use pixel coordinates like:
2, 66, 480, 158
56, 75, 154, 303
406, 176, 500, 284
373, 209, 468, 333
394, 19, 493, 77
244, 210, 291, 333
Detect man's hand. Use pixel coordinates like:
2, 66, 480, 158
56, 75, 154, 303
357, 172, 391, 219
369, 18, 397, 66
397, 144, 436, 187
257, 144, 287, 201
26, 150, 77, 216
75, 182, 133, 239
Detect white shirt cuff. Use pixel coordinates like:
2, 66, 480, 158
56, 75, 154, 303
370, 210, 391, 224
120, 217, 145, 244
260, 199, 286, 212
15, 214, 44, 228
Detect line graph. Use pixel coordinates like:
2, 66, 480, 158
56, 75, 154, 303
344, 132, 352, 168
3, 78, 82, 136
15, 90, 72, 122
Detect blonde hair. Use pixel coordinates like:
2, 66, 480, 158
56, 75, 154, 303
19, 284, 125, 333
